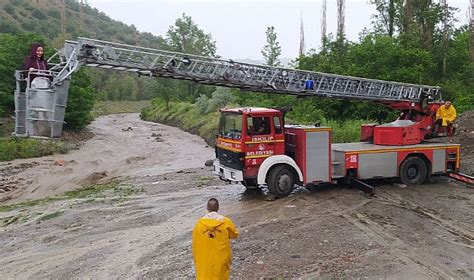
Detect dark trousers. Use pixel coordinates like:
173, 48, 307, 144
434, 119, 454, 136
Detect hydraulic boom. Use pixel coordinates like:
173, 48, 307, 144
15, 37, 444, 143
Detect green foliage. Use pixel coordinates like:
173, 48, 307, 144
0, 33, 46, 115
153, 14, 217, 103
31, 8, 47, 20
0, 0, 166, 107
286, 99, 326, 124
0, 138, 71, 161
261, 26, 282, 66
165, 13, 216, 56
64, 69, 96, 130
196, 87, 236, 114
92, 100, 150, 118
141, 98, 219, 145
3, 3, 15, 15
326, 120, 370, 143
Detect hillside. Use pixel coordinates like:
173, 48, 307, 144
0, 0, 165, 48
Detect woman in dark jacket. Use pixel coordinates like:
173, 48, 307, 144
23, 43, 49, 71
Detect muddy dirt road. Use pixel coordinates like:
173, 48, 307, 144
0, 113, 473, 279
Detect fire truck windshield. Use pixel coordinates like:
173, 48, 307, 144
218, 113, 243, 140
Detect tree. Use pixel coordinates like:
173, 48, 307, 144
64, 69, 96, 130
261, 26, 282, 66
150, 78, 186, 111
159, 14, 217, 104
165, 13, 216, 56
371, 0, 397, 37
0, 33, 47, 116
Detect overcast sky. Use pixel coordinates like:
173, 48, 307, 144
86, 0, 470, 60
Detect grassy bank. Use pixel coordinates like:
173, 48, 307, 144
92, 100, 150, 118
141, 99, 220, 145
0, 138, 71, 162
141, 98, 368, 145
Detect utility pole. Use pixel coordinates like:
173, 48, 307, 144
337, 0, 345, 40
79, 0, 84, 35
440, 0, 449, 76
299, 10, 305, 56
60, 0, 66, 42
321, 0, 327, 43
470, 0, 473, 67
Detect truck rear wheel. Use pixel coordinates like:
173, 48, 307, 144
399, 156, 428, 185
267, 165, 295, 198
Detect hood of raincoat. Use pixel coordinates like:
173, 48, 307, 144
29, 43, 45, 60
198, 212, 225, 230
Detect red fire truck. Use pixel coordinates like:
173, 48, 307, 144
14, 38, 472, 196
213, 107, 468, 197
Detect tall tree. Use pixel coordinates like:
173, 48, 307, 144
261, 26, 282, 66
162, 14, 217, 103
337, 0, 346, 40
371, 0, 397, 37
165, 13, 217, 56
299, 11, 306, 57
470, 0, 474, 64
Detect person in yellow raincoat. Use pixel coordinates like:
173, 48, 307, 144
435, 101, 457, 136
192, 198, 239, 280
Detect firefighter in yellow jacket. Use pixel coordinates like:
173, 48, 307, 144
192, 198, 239, 280
435, 100, 457, 135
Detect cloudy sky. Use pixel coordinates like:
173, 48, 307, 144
87, 0, 470, 60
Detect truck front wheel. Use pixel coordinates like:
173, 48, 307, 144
399, 156, 428, 185
267, 165, 295, 198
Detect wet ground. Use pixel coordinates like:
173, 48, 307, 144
0, 113, 472, 279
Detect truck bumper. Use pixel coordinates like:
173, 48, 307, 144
213, 160, 244, 182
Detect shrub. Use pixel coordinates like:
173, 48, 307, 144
64, 70, 96, 130
31, 9, 47, 20
4, 4, 16, 15
0, 138, 70, 161
195, 87, 236, 114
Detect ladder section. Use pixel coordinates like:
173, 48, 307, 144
68, 37, 441, 103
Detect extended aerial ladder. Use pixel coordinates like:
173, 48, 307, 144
15, 37, 473, 186
15, 37, 442, 142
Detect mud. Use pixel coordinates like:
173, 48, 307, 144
0, 113, 213, 203
0, 113, 472, 279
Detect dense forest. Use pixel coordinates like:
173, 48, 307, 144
0, 0, 472, 131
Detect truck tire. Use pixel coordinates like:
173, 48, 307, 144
267, 165, 295, 198
399, 156, 428, 185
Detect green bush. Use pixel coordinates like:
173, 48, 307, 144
4, 4, 16, 15
64, 70, 96, 130
326, 119, 371, 143
47, 9, 61, 19
0, 21, 19, 33
31, 9, 47, 20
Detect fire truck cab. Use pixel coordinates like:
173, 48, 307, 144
213, 107, 462, 198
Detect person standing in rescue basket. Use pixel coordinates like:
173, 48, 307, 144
192, 198, 239, 280
23, 43, 49, 72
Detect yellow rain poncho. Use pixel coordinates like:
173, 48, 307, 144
436, 104, 457, 126
192, 212, 239, 280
